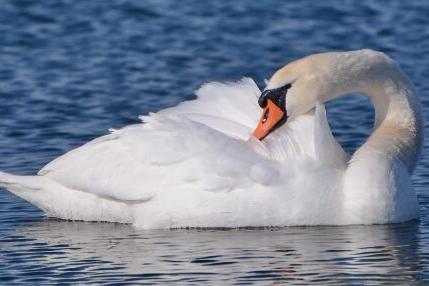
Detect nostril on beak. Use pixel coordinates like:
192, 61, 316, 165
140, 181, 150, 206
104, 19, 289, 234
262, 108, 270, 123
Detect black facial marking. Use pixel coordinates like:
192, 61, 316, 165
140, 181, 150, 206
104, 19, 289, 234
257, 83, 291, 136
258, 83, 291, 111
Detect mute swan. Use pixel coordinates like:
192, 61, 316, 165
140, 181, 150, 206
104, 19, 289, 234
0, 49, 423, 228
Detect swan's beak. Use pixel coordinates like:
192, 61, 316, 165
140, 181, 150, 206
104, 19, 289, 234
252, 99, 287, 140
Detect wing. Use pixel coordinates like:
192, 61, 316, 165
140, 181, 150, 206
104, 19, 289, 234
39, 78, 347, 203
39, 78, 277, 202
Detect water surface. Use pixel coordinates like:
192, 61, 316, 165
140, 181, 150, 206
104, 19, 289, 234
1, 0, 429, 284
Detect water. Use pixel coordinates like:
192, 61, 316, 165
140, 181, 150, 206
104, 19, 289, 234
0, 0, 428, 284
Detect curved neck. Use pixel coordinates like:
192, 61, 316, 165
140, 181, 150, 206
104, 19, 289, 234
364, 79, 422, 173
333, 57, 423, 174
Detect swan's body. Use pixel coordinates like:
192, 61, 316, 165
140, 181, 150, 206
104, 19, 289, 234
0, 50, 423, 228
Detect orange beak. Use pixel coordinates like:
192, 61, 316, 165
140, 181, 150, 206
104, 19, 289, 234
252, 99, 287, 140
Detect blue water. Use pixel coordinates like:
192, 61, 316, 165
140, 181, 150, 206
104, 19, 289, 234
0, 0, 429, 284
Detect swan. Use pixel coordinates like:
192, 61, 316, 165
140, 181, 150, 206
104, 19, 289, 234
0, 49, 423, 229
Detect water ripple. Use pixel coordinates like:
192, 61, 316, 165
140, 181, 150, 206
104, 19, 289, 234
1, 0, 429, 284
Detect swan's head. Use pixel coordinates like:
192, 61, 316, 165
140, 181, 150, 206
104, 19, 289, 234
253, 49, 398, 140
253, 53, 339, 140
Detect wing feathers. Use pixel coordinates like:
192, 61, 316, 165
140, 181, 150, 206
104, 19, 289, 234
38, 79, 347, 203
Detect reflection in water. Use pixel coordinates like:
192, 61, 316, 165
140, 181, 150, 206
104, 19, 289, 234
0, 220, 425, 284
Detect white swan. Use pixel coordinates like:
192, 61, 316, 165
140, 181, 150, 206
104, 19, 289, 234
0, 49, 423, 229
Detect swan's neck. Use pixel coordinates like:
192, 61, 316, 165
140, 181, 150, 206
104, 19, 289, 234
337, 57, 423, 173
364, 82, 422, 173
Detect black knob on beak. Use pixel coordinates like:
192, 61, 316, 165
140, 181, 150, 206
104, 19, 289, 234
258, 90, 271, 108
257, 83, 291, 111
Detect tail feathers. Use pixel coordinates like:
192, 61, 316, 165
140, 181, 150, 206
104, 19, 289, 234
0, 171, 50, 212
0, 171, 45, 192
0, 171, 133, 223
0, 170, 19, 186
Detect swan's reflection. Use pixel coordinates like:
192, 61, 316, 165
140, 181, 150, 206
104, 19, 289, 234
2, 220, 425, 284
